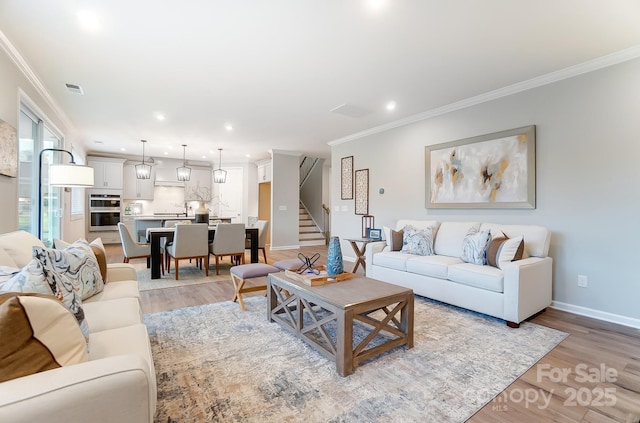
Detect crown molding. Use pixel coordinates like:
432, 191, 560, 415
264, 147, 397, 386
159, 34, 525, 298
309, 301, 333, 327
0, 29, 76, 132
328, 45, 640, 146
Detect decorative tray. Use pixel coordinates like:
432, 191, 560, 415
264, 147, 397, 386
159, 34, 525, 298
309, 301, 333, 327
284, 267, 354, 286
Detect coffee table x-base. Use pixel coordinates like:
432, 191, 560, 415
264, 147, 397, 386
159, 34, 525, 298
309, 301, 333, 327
267, 273, 414, 376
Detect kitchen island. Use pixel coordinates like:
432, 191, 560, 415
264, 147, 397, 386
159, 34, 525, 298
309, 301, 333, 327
132, 215, 232, 242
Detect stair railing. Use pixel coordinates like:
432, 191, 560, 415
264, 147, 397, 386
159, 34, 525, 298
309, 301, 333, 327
322, 203, 331, 245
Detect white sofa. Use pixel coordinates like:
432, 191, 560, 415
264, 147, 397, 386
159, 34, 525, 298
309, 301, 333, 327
365, 220, 552, 327
0, 230, 156, 423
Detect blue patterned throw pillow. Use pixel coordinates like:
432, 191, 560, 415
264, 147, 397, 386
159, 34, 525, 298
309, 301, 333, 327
461, 229, 492, 265
401, 225, 434, 256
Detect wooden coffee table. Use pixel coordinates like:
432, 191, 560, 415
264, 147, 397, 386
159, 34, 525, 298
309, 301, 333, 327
267, 272, 414, 376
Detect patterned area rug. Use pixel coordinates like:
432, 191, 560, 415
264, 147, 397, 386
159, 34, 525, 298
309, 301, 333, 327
133, 261, 234, 291
144, 296, 567, 422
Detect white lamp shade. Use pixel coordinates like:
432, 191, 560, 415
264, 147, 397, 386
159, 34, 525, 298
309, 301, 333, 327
136, 163, 152, 179
49, 164, 95, 187
177, 166, 191, 181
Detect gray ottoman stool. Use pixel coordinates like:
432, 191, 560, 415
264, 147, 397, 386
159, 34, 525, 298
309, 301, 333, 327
230, 263, 280, 311
273, 258, 303, 271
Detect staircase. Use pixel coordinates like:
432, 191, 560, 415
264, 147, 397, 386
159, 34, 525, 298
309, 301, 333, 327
299, 203, 325, 246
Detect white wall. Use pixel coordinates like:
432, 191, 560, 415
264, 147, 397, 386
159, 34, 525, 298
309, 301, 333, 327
271, 150, 300, 249
331, 57, 640, 325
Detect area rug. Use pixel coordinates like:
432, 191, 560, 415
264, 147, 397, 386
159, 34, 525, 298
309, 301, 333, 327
144, 296, 567, 422
133, 261, 234, 291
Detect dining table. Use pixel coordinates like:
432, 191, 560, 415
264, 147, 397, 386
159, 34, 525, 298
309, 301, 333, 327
146, 226, 259, 279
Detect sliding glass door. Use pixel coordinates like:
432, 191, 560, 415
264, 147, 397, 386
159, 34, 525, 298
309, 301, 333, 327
18, 107, 62, 246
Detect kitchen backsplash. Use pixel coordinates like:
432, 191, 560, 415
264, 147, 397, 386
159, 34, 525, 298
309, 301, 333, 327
123, 186, 209, 216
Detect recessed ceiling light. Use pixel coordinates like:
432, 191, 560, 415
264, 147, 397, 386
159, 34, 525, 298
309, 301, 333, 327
120, 148, 126, 152
202, 155, 207, 159
155, 114, 165, 121
77, 10, 101, 32
386, 101, 397, 111
245, 154, 251, 158
225, 123, 233, 131
164, 152, 168, 155
366, 0, 387, 13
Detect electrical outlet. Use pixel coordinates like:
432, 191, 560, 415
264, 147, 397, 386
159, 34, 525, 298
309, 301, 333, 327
578, 275, 588, 287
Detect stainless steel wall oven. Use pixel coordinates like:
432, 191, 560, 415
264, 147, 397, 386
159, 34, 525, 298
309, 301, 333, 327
89, 192, 122, 231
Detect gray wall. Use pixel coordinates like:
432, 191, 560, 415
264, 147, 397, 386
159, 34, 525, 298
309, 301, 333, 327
331, 57, 640, 324
271, 151, 300, 249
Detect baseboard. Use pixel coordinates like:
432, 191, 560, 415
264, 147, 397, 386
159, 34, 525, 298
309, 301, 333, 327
551, 301, 640, 329
269, 245, 301, 251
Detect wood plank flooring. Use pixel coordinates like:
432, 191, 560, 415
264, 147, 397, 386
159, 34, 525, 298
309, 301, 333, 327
105, 244, 640, 422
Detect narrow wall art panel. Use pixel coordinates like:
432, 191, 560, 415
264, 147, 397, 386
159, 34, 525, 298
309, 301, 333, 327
354, 168, 369, 215
426, 125, 536, 209
0, 119, 18, 178
341, 156, 353, 200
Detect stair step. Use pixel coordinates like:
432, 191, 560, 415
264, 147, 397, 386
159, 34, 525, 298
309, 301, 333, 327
299, 232, 323, 240
300, 239, 326, 247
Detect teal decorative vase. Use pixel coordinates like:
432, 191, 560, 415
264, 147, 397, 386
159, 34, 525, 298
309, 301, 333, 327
326, 236, 344, 276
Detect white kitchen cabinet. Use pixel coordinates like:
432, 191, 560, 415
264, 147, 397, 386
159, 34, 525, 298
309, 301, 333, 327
123, 163, 155, 200
257, 162, 271, 182
214, 167, 243, 220
184, 168, 212, 201
88, 157, 125, 189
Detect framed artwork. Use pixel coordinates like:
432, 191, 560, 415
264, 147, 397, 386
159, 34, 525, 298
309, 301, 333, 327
341, 156, 353, 200
426, 125, 536, 209
354, 168, 369, 215
0, 119, 18, 178
367, 228, 382, 240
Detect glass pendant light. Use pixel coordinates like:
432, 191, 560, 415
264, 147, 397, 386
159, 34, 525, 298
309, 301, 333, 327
176, 144, 191, 181
213, 148, 227, 183
135, 139, 152, 179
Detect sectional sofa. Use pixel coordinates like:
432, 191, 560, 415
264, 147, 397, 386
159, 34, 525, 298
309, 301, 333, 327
365, 220, 552, 327
0, 230, 156, 423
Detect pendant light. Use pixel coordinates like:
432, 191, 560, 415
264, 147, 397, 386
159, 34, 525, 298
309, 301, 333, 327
135, 139, 152, 179
213, 148, 227, 183
176, 144, 191, 181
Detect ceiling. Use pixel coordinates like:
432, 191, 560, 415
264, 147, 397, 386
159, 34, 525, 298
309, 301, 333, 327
1, 1, 639, 165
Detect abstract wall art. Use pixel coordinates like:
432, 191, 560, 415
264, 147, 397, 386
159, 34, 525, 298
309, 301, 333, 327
425, 125, 536, 209
0, 119, 18, 178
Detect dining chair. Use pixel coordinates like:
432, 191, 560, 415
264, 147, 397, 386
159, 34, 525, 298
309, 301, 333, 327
245, 220, 269, 263
209, 223, 246, 275
166, 223, 209, 280
162, 220, 191, 269
118, 222, 164, 274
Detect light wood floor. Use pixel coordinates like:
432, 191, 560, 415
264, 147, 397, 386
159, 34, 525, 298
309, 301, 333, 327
105, 244, 640, 423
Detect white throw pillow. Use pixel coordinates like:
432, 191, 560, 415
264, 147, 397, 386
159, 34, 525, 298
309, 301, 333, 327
460, 229, 491, 265
495, 236, 525, 269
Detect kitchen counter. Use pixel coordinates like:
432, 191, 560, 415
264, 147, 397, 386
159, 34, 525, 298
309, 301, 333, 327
132, 216, 232, 242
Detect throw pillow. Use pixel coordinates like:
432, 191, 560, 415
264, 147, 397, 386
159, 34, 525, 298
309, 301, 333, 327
487, 235, 525, 269
0, 293, 88, 383
32, 246, 90, 339
0, 265, 21, 285
401, 226, 434, 256
461, 229, 492, 265
389, 229, 404, 252
55, 238, 108, 284
2, 258, 53, 296
50, 240, 105, 300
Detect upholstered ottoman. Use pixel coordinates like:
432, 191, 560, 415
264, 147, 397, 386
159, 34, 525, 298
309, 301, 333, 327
229, 263, 280, 311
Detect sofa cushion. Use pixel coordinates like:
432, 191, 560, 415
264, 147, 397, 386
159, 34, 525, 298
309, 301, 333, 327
0, 293, 88, 383
83, 280, 140, 304
447, 263, 504, 293
55, 238, 108, 283
0, 231, 45, 268
434, 221, 480, 257
47, 240, 105, 300
405, 255, 463, 279
83, 297, 143, 333
460, 229, 491, 265
372, 251, 411, 271
401, 226, 434, 256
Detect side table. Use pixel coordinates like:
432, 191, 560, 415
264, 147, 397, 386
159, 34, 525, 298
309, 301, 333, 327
346, 238, 375, 273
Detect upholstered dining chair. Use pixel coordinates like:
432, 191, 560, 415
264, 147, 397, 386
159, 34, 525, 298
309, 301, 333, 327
118, 222, 164, 275
245, 220, 269, 263
161, 220, 191, 269
166, 223, 209, 280
209, 223, 246, 275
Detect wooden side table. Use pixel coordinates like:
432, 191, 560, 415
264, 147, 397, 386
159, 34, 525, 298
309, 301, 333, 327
346, 238, 375, 273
